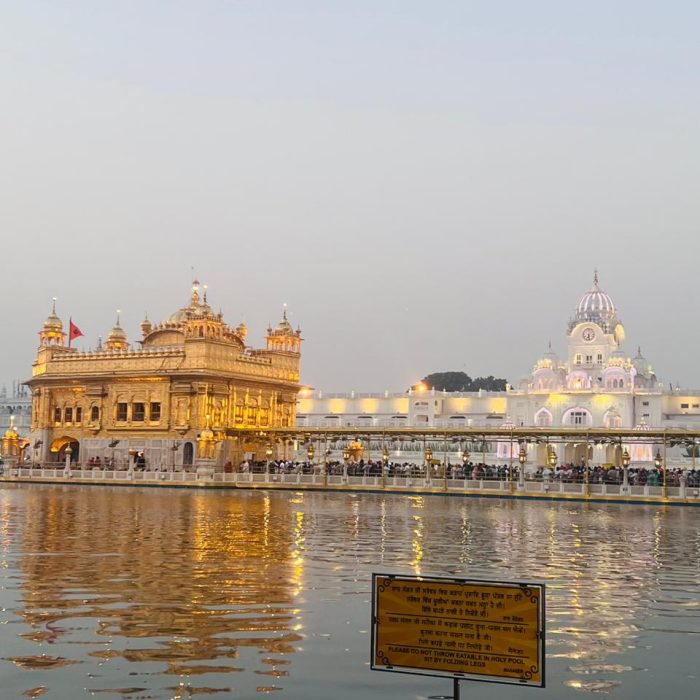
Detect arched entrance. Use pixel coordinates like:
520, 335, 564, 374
49, 436, 80, 464
183, 442, 194, 466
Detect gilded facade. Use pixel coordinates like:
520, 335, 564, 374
27, 282, 302, 469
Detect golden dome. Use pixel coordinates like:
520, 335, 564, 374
167, 282, 217, 324
274, 308, 294, 334
42, 299, 63, 332
108, 323, 127, 342
4, 425, 19, 440
105, 311, 129, 350
43, 313, 63, 332
140, 315, 153, 336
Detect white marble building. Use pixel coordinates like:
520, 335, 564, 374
298, 274, 700, 463
0, 382, 32, 436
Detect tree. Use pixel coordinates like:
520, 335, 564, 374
420, 372, 508, 392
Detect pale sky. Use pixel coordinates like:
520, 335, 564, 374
2, 1, 699, 393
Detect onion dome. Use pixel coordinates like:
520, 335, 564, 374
140, 314, 152, 337
105, 311, 129, 351
632, 346, 653, 378
535, 341, 559, 369
167, 281, 217, 324
576, 271, 615, 320
235, 322, 248, 341
108, 323, 126, 343
39, 299, 65, 346
275, 307, 294, 334
266, 306, 302, 353
500, 417, 516, 431
43, 311, 63, 333
607, 348, 627, 367
1, 416, 20, 457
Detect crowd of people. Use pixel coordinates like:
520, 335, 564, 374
233, 458, 700, 487
16, 454, 700, 489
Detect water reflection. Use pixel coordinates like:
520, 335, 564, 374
4, 487, 304, 696
0, 486, 698, 698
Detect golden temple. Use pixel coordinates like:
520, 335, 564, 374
26, 282, 302, 469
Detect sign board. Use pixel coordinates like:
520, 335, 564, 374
371, 574, 545, 687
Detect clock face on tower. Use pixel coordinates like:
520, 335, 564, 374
582, 328, 596, 342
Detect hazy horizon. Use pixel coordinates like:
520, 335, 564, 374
2, 2, 699, 393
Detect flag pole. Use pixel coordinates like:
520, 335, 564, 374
68, 317, 72, 349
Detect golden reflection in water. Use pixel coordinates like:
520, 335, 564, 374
409, 497, 424, 576
13, 487, 304, 687
3, 487, 700, 697
291, 509, 305, 600
457, 504, 471, 569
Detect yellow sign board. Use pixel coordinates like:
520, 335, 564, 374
371, 574, 545, 687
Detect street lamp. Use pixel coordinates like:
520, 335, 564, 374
171, 441, 180, 471
382, 447, 389, 489
462, 448, 470, 465
425, 445, 433, 484
518, 445, 527, 489
265, 445, 274, 479
33, 439, 43, 467
655, 448, 667, 498
548, 446, 557, 468
621, 447, 630, 492
324, 448, 331, 486
307, 443, 315, 463
109, 439, 120, 469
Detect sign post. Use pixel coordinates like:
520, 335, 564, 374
371, 574, 545, 695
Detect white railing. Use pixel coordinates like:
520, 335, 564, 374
2, 468, 698, 502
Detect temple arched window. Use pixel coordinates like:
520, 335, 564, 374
535, 408, 553, 427
562, 407, 593, 427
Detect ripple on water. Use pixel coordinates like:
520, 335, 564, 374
7, 655, 79, 670
569, 664, 635, 674
0, 487, 699, 699
21, 688, 47, 698
166, 663, 244, 676
565, 679, 622, 693
165, 686, 233, 696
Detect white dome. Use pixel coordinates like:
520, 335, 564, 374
576, 272, 615, 318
